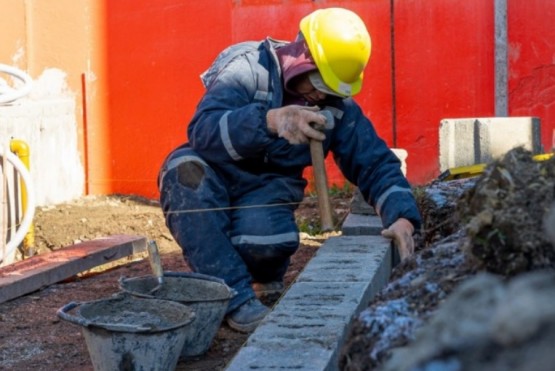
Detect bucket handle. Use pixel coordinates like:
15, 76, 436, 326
57, 302, 90, 327
57, 301, 154, 332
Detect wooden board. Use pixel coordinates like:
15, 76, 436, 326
0, 234, 146, 303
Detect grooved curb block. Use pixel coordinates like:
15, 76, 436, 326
226, 235, 392, 371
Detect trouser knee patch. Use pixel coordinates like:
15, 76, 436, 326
177, 161, 205, 189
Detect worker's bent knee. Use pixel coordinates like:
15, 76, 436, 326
177, 161, 205, 189
274, 239, 300, 257
237, 239, 300, 261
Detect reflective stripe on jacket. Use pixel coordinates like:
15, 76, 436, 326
185, 38, 422, 229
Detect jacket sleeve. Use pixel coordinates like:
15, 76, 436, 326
187, 55, 275, 163
330, 100, 422, 230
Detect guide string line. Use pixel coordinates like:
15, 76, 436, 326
161, 201, 304, 215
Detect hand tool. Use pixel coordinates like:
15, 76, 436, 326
310, 110, 335, 232
147, 240, 164, 294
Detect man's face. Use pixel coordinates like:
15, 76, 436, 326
291, 73, 328, 105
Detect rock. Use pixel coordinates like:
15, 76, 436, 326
491, 270, 555, 346
416, 178, 476, 246
379, 270, 555, 371
380, 273, 504, 371
544, 202, 555, 246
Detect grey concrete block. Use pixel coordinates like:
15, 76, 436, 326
297, 236, 390, 283
342, 213, 383, 236
439, 117, 542, 171
226, 342, 333, 371
349, 188, 377, 215
253, 282, 373, 339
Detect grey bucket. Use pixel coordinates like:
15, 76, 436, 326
57, 294, 195, 371
119, 271, 235, 358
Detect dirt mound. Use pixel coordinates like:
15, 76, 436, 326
340, 147, 555, 371
458, 147, 555, 275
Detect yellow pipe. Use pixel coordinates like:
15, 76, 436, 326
9, 139, 35, 256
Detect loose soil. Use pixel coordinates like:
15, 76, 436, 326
0, 193, 350, 371
340, 148, 555, 370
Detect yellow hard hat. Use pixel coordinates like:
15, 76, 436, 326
300, 8, 371, 97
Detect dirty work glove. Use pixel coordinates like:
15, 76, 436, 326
266, 105, 327, 144
381, 218, 415, 261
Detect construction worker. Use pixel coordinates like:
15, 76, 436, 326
158, 7, 422, 333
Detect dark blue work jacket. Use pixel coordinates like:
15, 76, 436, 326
183, 38, 422, 230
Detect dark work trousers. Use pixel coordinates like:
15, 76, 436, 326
158, 147, 300, 312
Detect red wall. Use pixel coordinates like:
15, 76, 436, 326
394, 0, 495, 183
508, 0, 555, 152
101, 0, 555, 199
105, 0, 395, 198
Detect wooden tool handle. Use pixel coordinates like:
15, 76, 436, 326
309, 139, 334, 232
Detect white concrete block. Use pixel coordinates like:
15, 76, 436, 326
439, 117, 541, 171
391, 148, 408, 176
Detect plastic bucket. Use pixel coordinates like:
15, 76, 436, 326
119, 272, 235, 358
57, 294, 195, 371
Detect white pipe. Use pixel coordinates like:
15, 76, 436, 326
0, 64, 33, 104
1, 144, 8, 261
0, 145, 35, 263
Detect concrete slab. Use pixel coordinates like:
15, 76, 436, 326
0, 234, 146, 303
226, 235, 392, 371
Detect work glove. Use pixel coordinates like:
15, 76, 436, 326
266, 105, 327, 144
381, 218, 415, 261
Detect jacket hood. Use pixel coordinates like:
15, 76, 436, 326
275, 40, 317, 96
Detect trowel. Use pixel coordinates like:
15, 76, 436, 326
147, 240, 164, 294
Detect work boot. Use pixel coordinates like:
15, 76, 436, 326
226, 298, 270, 333
252, 281, 285, 298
